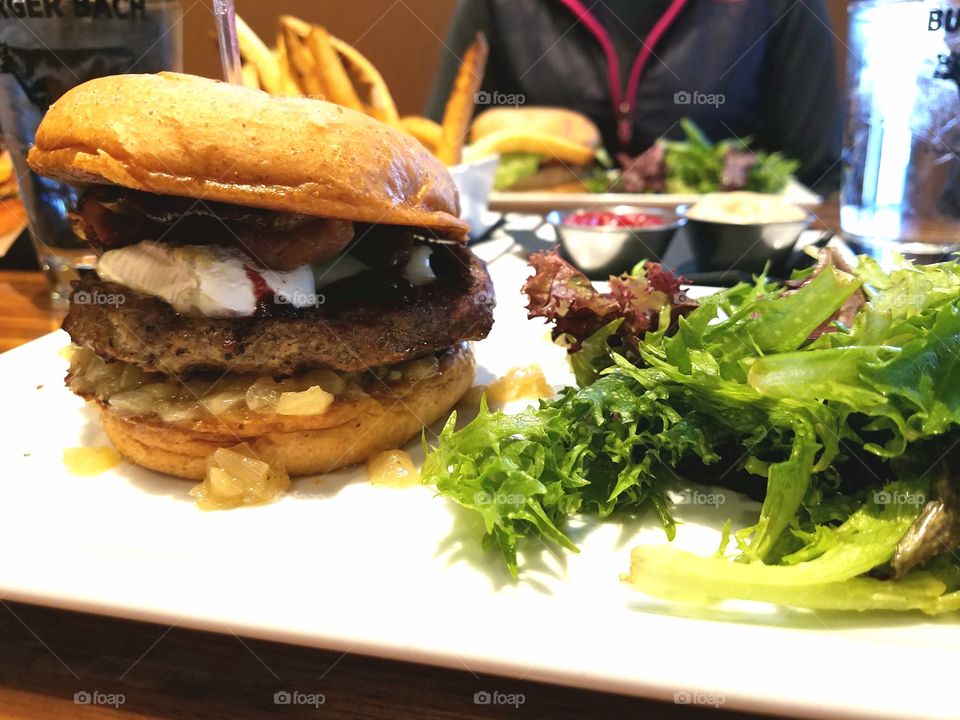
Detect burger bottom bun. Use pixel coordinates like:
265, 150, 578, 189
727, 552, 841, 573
100, 345, 476, 481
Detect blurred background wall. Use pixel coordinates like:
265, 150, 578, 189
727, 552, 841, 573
182, 0, 850, 115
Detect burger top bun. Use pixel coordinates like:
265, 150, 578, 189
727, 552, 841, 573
470, 106, 601, 158
27, 72, 469, 239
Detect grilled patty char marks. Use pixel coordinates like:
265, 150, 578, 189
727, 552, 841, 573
63, 244, 494, 376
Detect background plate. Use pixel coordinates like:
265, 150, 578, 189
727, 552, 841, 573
489, 179, 822, 214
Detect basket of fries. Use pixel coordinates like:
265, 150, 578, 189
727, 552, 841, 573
236, 16, 497, 236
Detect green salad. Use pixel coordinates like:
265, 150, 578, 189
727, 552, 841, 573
493, 119, 800, 195
494, 152, 543, 191
421, 249, 960, 614
658, 119, 799, 195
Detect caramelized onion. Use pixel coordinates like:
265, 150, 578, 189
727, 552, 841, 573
191, 443, 290, 510
67, 346, 439, 422
276, 386, 335, 416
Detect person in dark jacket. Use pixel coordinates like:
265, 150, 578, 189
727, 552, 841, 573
427, 0, 844, 192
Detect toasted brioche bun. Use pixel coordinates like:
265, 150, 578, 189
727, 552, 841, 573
464, 130, 597, 167
27, 72, 468, 239
469, 106, 600, 165
99, 344, 476, 481
471, 107, 601, 147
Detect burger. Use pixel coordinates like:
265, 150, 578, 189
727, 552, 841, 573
27, 72, 495, 499
465, 107, 602, 192
0, 137, 26, 241
0, 138, 18, 198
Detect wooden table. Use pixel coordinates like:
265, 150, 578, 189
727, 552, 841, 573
0, 270, 66, 353
0, 269, 780, 720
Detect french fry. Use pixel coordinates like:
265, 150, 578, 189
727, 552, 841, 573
328, 35, 400, 126
306, 26, 362, 110
240, 62, 260, 90
400, 116, 443, 153
281, 19, 324, 96
236, 15, 282, 95
275, 32, 304, 97
436, 33, 489, 166
279, 14, 311, 37
239, 14, 438, 152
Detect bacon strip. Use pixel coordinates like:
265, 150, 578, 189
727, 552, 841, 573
74, 186, 355, 270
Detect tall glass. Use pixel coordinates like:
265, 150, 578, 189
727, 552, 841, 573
842, 0, 960, 261
0, 1, 183, 299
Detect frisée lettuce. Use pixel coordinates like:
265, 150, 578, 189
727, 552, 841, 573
422, 249, 960, 613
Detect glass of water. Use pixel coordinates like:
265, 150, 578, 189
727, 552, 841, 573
842, 0, 960, 262
0, 1, 183, 299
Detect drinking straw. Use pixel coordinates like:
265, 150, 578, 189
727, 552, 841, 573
213, 0, 243, 85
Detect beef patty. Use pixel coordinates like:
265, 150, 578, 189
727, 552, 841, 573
64, 244, 494, 377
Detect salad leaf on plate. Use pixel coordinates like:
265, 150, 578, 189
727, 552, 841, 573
616, 118, 801, 195
494, 152, 542, 191
423, 372, 720, 577
523, 251, 696, 368
422, 248, 960, 613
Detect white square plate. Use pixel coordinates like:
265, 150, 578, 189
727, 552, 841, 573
1, 243, 957, 720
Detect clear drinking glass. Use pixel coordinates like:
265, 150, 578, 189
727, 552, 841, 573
842, 0, 960, 262
0, 1, 183, 299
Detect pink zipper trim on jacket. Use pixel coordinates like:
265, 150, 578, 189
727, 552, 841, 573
555, 0, 688, 148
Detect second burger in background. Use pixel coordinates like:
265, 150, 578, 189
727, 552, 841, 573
465, 107, 602, 192
28, 72, 495, 507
